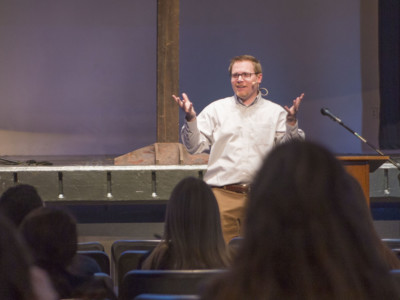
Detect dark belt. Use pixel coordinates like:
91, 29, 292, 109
214, 184, 250, 194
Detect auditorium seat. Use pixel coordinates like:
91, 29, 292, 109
228, 236, 243, 257
382, 239, 400, 249
134, 294, 200, 300
78, 250, 111, 275
94, 272, 116, 297
111, 239, 160, 265
111, 239, 160, 286
118, 269, 225, 300
391, 269, 400, 286
392, 248, 400, 259
117, 250, 149, 287
78, 241, 105, 252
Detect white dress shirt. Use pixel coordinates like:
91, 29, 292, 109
181, 93, 305, 186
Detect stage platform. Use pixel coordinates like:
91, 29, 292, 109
2, 155, 400, 223
0, 155, 207, 204
2, 155, 400, 241
1, 155, 400, 204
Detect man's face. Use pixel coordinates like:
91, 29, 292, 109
230, 60, 262, 103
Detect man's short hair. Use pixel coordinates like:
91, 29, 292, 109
228, 55, 263, 75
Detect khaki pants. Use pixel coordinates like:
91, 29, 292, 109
212, 188, 248, 244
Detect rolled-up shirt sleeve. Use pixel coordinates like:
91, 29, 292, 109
181, 118, 212, 154
274, 110, 305, 145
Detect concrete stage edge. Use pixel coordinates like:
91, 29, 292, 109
0, 155, 207, 245
1, 156, 400, 241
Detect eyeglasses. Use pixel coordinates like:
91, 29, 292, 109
231, 72, 258, 80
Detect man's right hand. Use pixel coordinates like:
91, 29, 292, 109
172, 93, 197, 122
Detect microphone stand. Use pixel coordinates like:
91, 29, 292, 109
321, 108, 400, 170
0, 157, 52, 166
0, 157, 19, 165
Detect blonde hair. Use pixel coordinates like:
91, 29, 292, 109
228, 55, 262, 75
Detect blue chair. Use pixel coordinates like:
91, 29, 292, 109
134, 294, 200, 300
111, 240, 160, 265
78, 241, 105, 252
78, 250, 110, 275
228, 236, 243, 257
117, 250, 149, 287
390, 269, 400, 286
382, 239, 400, 249
119, 269, 225, 300
111, 240, 160, 286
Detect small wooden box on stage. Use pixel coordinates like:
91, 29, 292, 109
338, 155, 389, 205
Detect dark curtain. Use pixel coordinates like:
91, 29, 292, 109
379, 0, 400, 149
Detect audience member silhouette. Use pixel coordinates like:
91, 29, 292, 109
0, 213, 57, 300
141, 176, 230, 270
0, 184, 103, 285
202, 140, 400, 299
20, 207, 116, 300
0, 184, 44, 226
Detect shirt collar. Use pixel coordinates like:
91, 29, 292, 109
235, 92, 261, 107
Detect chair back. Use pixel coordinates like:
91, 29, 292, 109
228, 236, 243, 257
134, 294, 200, 300
94, 272, 114, 289
78, 241, 105, 252
78, 250, 110, 275
382, 239, 400, 249
119, 269, 225, 300
392, 248, 400, 259
111, 240, 160, 265
117, 250, 149, 287
391, 269, 400, 286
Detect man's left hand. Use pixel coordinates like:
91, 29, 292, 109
284, 93, 304, 126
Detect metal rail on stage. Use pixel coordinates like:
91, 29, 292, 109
1, 160, 400, 203
0, 165, 207, 203
370, 162, 400, 201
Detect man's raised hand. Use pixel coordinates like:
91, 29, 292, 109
172, 93, 197, 121
284, 93, 304, 125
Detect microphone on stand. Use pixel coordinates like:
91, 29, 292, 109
320, 107, 400, 170
320, 108, 342, 123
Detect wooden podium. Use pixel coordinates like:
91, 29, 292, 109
337, 156, 389, 205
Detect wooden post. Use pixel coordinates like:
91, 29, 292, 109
157, 0, 180, 142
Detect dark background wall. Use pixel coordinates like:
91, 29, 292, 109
0, 0, 386, 156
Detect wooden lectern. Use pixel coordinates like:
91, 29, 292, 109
337, 156, 389, 205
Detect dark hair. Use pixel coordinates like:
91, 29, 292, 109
0, 184, 44, 226
20, 207, 77, 268
203, 140, 400, 299
0, 214, 36, 300
142, 177, 229, 269
20, 207, 115, 299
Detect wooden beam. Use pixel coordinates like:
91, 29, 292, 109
157, 0, 179, 142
